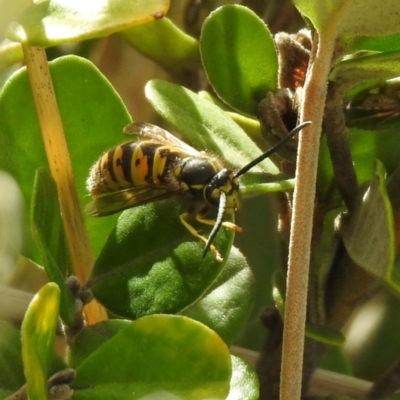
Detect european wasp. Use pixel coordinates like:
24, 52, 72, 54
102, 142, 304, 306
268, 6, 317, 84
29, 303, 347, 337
86, 121, 310, 261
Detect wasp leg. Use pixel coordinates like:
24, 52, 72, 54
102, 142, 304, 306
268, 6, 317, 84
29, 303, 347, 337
195, 214, 243, 232
179, 211, 223, 262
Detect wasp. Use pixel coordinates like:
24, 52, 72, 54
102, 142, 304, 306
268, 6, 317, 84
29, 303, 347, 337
86, 121, 310, 261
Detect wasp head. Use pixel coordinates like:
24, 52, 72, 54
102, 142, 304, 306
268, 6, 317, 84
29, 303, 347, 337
204, 168, 239, 212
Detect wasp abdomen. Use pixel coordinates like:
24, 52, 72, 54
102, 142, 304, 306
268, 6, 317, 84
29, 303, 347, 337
87, 141, 177, 195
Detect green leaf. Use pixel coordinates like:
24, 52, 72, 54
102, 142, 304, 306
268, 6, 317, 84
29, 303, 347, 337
349, 32, 400, 53
329, 51, 400, 91
294, 0, 400, 37
317, 128, 400, 196
0, 55, 131, 260
72, 315, 232, 400
183, 247, 255, 345
0, 321, 25, 393
272, 270, 286, 317
90, 198, 235, 319
30, 167, 75, 325
200, 4, 278, 115
225, 111, 266, 149
227, 356, 259, 400
30, 167, 68, 277
69, 320, 132, 369
123, 17, 201, 75
340, 161, 398, 290
145, 79, 281, 175
7, 0, 170, 46
22, 282, 60, 400
239, 177, 295, 196
0, 41, 23, 71
305, 323, 346, 346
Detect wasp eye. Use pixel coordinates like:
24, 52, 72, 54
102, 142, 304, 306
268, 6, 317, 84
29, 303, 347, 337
203, 169, 232, 207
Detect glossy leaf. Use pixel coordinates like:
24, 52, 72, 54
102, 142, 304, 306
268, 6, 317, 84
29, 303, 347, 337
72, 315, 232, 400
294, 0, 400, 37
123, 17, 201, 75
340, 161, 398, 291
183, 246, 255, 345
30, 167, 75, 325
200, 5, 278, 115
7, 0, 170, 46
0, 321, 25, 394
69, 320, 132, 369
90, 198, 235, 319
145, 79, 281, 176
21, 283, 60, 400
0, 55, 131, 260
227, 356, 259, 400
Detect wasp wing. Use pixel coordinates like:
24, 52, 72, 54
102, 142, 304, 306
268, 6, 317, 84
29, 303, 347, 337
86, 187, 177, 217
123, 122, 200, 156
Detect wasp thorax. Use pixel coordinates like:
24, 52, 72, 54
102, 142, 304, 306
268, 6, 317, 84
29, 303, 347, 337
178, 157, 222, 197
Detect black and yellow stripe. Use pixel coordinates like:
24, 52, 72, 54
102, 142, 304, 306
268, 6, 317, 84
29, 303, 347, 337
88, 141, 178, 195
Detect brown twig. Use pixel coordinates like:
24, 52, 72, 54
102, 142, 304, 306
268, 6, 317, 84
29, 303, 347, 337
22, 46, 107, 324
324, 81, 359, 211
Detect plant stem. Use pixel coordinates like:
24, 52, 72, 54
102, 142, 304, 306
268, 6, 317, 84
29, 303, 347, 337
324, 81, 359, 211
279, 32, 336, 399
22, 46, 107, 324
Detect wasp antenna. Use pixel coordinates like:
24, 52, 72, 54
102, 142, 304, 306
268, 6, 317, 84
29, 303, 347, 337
202, 192, 227, 259
234, 121, 312, 178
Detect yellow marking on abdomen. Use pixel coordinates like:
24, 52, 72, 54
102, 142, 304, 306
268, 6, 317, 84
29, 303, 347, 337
130, 144, 150, 186
152, 146, 169, 184
112, 146, 131, 189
